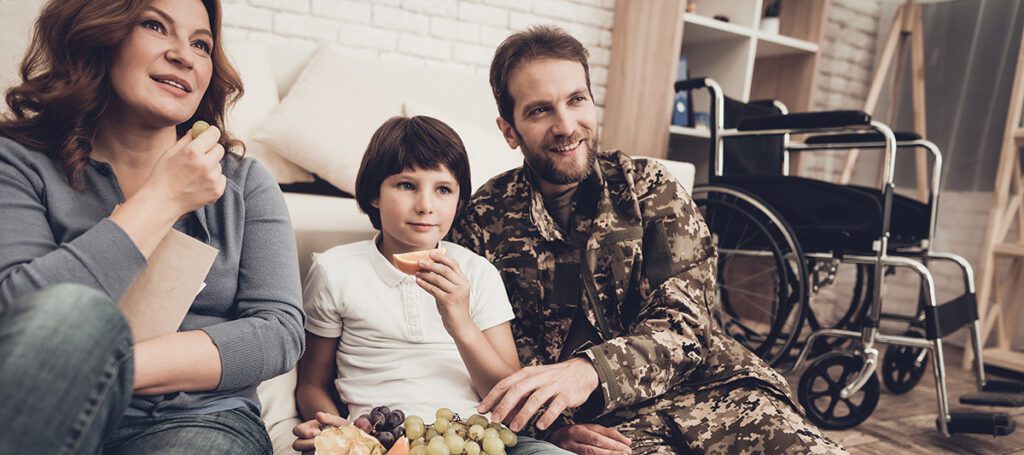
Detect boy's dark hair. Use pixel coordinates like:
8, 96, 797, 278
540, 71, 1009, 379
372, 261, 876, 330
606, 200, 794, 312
489, 25, 591, 128
355, 116, 472, 230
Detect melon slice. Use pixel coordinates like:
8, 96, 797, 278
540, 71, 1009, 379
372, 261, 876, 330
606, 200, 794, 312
386, 436, 409, 455
392, 248, 447, 274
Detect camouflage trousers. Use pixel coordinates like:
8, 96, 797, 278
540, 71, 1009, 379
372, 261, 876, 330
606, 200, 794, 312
597, 380, 847, 455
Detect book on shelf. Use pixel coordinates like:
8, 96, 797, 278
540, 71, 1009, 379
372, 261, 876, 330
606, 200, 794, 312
672, 54, 693, 127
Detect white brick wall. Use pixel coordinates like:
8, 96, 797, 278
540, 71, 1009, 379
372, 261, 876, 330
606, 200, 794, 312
222, 0, 616, 118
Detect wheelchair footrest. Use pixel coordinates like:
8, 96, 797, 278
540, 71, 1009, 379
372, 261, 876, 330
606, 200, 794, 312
960, 391, 1024, 407
941, 412, 1015, 436
982, 379, 1024, 393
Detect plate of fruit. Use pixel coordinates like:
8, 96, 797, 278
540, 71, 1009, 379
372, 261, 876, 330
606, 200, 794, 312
314, 406, 520, 455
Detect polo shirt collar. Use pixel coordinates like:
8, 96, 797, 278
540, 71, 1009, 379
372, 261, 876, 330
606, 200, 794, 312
368, 233, 415, 288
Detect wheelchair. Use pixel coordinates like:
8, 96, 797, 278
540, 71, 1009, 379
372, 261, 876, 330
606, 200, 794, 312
676, 77, 1023, 436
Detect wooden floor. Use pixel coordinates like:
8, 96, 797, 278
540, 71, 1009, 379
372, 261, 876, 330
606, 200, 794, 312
783, 346, 1024, 454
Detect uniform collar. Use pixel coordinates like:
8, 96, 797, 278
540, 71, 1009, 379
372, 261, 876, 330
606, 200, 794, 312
519, 157, 606, 245
367, 233, 419, 288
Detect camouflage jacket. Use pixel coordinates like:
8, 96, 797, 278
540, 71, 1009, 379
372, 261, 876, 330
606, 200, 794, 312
451, 151, 794, 429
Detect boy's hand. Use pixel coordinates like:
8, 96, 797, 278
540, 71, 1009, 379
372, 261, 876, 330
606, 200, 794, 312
415, 251, 473, 336
292, 412, 348, 453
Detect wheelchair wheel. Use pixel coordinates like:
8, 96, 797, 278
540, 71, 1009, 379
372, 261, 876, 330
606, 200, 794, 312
881, 329, 929, 395
798, 352, 880, 430
693, 185, 807, 367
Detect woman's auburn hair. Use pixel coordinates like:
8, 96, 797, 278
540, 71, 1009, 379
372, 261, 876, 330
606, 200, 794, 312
0, 0, 244, 188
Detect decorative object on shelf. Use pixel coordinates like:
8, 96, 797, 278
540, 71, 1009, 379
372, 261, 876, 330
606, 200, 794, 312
712, 14, 730, 23
672, 55, 693, 127
761, 0, 781, 34
693, 112, 710, 129
686, 2, 697, 13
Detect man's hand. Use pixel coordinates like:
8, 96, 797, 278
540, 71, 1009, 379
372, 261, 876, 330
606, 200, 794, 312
477, 357, 600, 431
292, 412, 348, 453
551, 424, 632, 455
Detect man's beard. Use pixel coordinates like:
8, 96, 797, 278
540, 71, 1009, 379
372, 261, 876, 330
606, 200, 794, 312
520, 132, 599, 185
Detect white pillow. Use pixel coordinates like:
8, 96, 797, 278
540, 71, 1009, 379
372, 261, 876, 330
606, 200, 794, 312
223, 40, 313, 184
402, 102, 522, 192
250, 46, 403, 194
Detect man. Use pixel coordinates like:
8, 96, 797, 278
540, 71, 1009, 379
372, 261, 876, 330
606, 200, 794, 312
450, 26, 846, 454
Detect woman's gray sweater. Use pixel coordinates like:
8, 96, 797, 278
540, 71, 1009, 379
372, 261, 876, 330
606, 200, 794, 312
0, 136, 305, 417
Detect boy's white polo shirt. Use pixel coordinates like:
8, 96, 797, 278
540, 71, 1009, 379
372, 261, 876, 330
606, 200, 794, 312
303, 237, 515, 420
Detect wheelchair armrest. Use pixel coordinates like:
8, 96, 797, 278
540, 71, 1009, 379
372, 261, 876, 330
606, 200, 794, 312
803, 131, 922, 145
736, 110, 871, 131
674, 77, 712, 92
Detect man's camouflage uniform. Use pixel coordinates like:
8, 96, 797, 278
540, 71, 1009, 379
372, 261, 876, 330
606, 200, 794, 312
451, 151, 846, 454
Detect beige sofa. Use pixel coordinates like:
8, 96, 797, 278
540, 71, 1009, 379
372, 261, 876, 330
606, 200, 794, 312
227, 40, 698, 455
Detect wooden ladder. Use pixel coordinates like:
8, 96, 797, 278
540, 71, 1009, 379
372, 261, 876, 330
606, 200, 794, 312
967, 23, 1024, 372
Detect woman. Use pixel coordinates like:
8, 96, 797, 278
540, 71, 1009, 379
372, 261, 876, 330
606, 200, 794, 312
0, 1, 303, 454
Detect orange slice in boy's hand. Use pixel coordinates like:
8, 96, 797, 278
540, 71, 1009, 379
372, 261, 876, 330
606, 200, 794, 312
392, 248, 447, 274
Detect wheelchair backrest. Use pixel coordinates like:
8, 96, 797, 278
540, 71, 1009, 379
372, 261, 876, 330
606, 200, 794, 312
720, 97, 786, 177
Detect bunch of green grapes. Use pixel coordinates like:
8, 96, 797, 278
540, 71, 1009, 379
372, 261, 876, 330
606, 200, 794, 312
403, 408, 518, 455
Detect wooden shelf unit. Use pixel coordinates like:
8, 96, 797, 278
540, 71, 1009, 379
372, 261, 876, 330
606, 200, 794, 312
970, 24, 1024, 372
604, 0, 829, 175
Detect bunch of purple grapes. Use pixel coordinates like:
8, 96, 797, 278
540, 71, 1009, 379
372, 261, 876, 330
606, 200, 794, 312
354, 406, 406, 449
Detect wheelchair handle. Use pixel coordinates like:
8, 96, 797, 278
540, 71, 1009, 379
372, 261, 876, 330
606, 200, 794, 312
674, 77, 713, 92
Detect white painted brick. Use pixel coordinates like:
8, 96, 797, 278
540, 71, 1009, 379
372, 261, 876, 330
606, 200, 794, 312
532, 0, 579, 21
508, 12, 550, 31
562, 23, 602, 47
453, 42, 494, 66
481, 0, 533, 13
588, 46, 610, 66
222, 4, 273, 31
372, 5, 430, 34
398, 33, 452, 60
576, 4, 614, 29
459, 3, 509, 28
338, 23, 399, 51
274, 12, 337, 40
479, 25, 513, 47
591, 66, 608, 86
430, 17, 460, 40
403, 0, 458, 18
457, 22, 482, 43
599, 29, 613, 48
251, 0, 310, 14
312, 0, 371, 23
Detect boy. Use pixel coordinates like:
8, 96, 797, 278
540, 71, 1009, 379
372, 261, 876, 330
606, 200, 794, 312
292, 116, 568, 455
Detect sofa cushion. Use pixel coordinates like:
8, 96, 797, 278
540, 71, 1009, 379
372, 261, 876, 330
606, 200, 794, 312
223, 40, 313, 184
402, 102, 522, 192
257, 369, 302, 455
251, 45, 497, 195
284, 193, 376, 279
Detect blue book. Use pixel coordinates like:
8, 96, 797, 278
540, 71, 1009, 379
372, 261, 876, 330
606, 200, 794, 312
672, 54, 691, 126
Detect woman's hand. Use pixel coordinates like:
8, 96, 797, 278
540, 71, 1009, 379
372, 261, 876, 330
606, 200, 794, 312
415, 251, 474, 338
292, 412, 348, 453
140, 125, 227, 217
